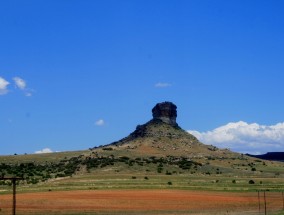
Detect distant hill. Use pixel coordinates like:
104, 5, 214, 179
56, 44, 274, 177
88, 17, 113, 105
95, 101, 242, 159
247, 152, 284, 162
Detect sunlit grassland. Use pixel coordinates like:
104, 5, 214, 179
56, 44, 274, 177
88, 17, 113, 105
1, 169, 282, 194
0, 150, 88, 164
0, 150, 283, 194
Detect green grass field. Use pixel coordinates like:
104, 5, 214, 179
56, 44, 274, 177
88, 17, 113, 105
0, 146, 284, 215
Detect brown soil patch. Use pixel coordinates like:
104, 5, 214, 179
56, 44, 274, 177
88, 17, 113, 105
0, 190, 283, 214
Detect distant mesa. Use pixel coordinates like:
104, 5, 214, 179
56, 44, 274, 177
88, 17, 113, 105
152, 101, 178, 126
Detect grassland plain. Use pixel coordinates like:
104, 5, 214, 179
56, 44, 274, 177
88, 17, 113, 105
1, 161, 284, 215
1, 146, 284, 214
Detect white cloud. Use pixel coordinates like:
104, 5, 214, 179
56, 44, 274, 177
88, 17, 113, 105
13, 77, 26, 90
0, 77, 10, 95
13, 76, 33, 96
188, 121, 284, 154
95, 119, 105, 126
155, 82, 172, 88
35, 148, 53, 154
0, 76, 33, 96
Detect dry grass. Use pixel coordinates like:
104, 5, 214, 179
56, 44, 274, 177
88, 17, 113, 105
1, 189, 284, 215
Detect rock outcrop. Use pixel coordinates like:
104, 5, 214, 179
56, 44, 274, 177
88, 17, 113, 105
152, 102, 177, 126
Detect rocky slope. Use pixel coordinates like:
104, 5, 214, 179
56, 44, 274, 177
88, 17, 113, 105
95, 102, 243, 160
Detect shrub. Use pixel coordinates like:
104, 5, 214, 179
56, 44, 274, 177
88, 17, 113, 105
102, 147, 113, 151
166, 171, 172, 175
249, 180, 255, 184
157, 164, 163, 173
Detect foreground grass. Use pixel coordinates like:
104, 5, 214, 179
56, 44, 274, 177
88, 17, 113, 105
8, 170, 282, 194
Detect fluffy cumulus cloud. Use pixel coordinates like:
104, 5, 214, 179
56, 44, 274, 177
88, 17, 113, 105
155, 82, 172, 88
0, 77, 10, 95
188, 121, 284, 154
95, 119, 105, 126
34, 148, 53, 154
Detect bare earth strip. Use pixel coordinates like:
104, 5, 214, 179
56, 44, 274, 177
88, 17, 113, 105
0, 190, 283, 215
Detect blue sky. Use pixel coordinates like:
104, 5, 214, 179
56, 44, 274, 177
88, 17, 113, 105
1, 0, 284, 155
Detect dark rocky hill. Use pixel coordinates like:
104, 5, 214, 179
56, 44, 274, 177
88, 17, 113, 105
247, 152, 284, 162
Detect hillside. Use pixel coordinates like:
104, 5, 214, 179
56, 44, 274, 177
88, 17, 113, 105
0, 102, 284, 191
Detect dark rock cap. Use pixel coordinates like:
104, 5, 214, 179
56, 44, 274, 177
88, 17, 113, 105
152, 102, 177, 126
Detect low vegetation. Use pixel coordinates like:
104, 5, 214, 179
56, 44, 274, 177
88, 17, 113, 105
0, 155, 202, 184
0, 150, 283, 194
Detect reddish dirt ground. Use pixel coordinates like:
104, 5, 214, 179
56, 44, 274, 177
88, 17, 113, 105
0, 190, 283, 214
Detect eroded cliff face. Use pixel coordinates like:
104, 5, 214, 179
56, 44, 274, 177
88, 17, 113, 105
152, 102, 177, 126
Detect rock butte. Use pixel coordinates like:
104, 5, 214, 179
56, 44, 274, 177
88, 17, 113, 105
152, 102, 178, 126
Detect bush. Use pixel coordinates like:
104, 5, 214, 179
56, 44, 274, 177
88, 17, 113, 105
157, 164, 163, 173
102, 147, 113, 151
167, 181, 172, 185
249, 180, 255, 184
